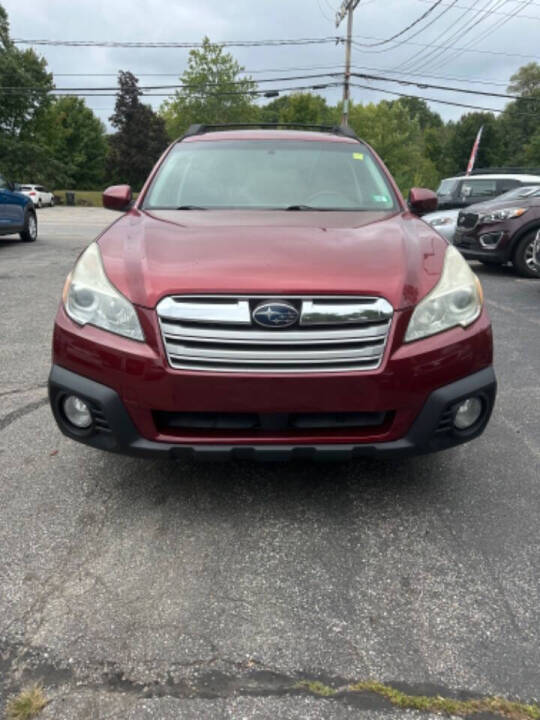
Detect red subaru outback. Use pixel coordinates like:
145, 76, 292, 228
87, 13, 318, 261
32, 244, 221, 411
48, 125, 496, 460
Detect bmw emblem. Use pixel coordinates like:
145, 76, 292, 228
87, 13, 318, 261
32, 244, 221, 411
252, 301, 299, 328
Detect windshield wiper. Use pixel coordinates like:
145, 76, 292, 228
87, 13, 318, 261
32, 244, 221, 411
175, 205, 208, 210
284, 204, 330, 211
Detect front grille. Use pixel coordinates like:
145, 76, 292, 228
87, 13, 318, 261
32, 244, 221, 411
156, 295, 393, 373
458, 212, 478, 230
454, 233, 478, 250
153, 410, 388, 432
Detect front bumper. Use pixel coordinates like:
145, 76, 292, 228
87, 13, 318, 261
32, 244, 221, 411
454, 227, 511, 263
49, 364, 496, 460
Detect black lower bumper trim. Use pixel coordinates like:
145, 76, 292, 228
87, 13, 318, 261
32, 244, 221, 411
48, 365, 497, 460
455, 246, 509, 263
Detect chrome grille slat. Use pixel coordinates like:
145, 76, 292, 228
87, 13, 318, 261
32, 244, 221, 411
157, 295, 393, 373
160, 321, 390, 343
168, 345, 383, 362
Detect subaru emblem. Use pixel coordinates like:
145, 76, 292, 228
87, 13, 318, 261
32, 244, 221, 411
252, 301, 299, 328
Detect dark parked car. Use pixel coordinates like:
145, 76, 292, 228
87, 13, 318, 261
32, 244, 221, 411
436, 169, 540, 211
48, 124, 496, 460
0, 173, 38, 242
454, 186, 540, 277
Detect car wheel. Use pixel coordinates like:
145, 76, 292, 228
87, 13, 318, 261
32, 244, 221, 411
37, 199, 42, 208
50, 197, 55, 207
19, 210, 38, 242
513, 231, 540, 278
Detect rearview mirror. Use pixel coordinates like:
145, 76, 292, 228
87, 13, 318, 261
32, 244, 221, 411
103, 185, 133, 212
408, 187, 438, 216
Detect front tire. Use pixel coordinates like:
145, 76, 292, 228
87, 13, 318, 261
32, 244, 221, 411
20, 210, 37, 242
513, 231, 540, 278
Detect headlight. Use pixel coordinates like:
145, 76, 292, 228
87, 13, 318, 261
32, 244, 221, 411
428, 216, 452, 227
405, 246, 482, 342
480, 207, 527, 224
63, 242, 144, 341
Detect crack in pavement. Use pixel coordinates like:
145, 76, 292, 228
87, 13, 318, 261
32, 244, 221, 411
0, 397, 49, 432
2, 641, 538, 720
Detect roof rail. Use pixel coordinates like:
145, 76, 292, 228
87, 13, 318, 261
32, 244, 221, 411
454, 166, 540, 177
179, 123, 359, 141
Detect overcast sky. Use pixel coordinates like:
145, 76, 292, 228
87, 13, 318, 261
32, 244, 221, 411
4, 0, 540, 129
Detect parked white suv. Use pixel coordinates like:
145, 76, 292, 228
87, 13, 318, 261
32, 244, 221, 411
19, 184, 55, 208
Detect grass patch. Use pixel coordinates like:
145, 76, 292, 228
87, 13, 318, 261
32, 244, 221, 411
295, 679, 540, 719
5, 684, 48, 720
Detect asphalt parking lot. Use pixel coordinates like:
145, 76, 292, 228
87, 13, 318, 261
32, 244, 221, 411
1, 207, 539, 719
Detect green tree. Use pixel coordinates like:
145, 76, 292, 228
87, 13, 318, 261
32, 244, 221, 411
37, 97, 107, 188
0, 3, 56, 183
348, 100, 439, 193
498, 63, 540, 166
160, 37, 258, 138
0, 4, 53, 135
277, 93, 338, 126
107, 71, 169, 189
444, 113, 503, 174
508, 62, 540, 97
392, 97, 443, 130
259, 95, 291, 123
524, 128, 540, 166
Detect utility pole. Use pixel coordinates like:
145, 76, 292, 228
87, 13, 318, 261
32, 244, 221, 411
336, 0, 360, 127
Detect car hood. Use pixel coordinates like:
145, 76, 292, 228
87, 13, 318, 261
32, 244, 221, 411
423, 209, 459, 222
97, 208, 447, 310
465, 196, 540, 214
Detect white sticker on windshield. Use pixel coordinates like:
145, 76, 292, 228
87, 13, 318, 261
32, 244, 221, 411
373, 194, 389, 203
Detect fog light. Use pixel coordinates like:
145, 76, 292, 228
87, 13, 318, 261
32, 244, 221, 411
63, 395, 92, 428
479, 232, 503, 249
453, 397, 483, 430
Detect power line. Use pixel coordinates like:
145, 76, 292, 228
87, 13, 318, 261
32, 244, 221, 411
349, 0, 461, 58
49, 64, 514, 88
3, 70, 536, 103
416, 0, 540, 18
353, 0, 447, 47
13, 32, 540, 61
12, 36, 342, 49
317, 0, 335, 23
351, 35, 540, 60
4, 81, 344, 98
397, 0, 505, 72
429, 0, 533, 72
351, 71, 540, 103
350, 82, 538, 115
0, 72, 341, 93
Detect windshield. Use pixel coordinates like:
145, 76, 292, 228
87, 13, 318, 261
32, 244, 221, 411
143, 140, 397, 211
437, 179, 458, 196
496, 185, 540, 202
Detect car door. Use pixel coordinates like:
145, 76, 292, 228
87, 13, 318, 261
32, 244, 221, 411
0, 175, 24, 232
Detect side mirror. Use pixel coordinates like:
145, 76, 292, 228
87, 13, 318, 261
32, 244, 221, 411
408, 187, 438, 216
103, 184, 133, 212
